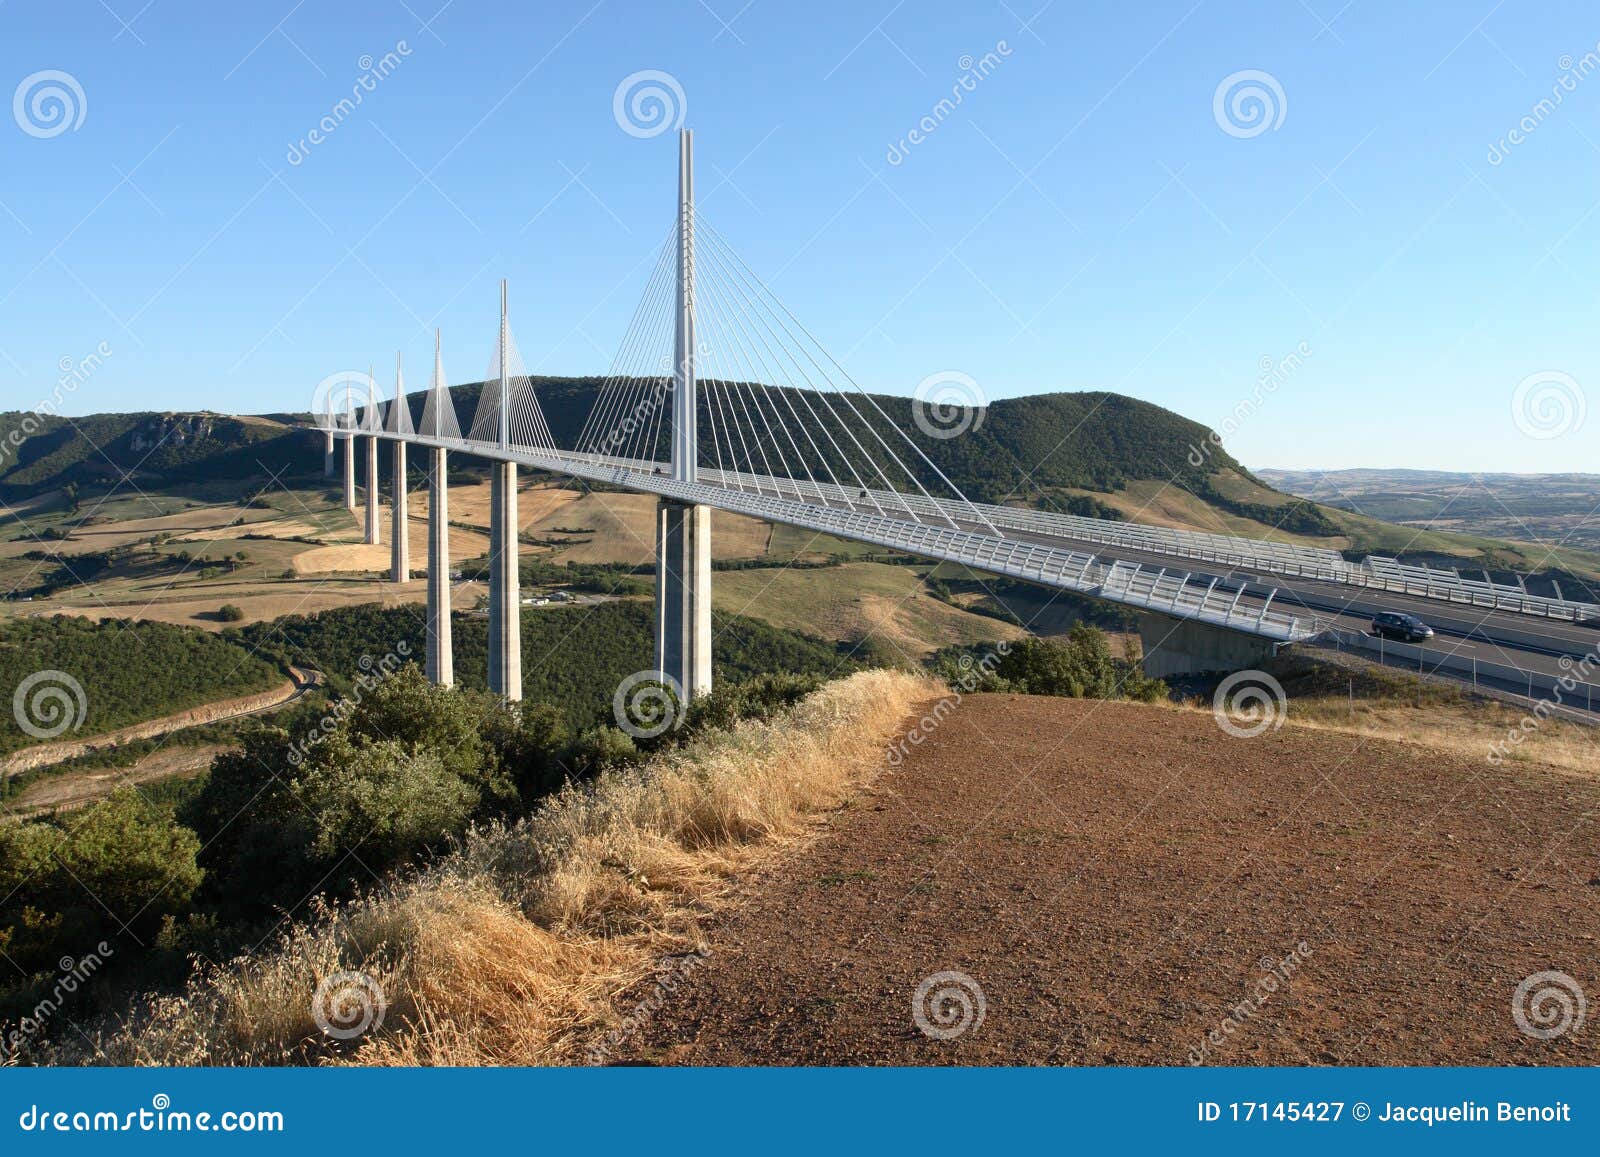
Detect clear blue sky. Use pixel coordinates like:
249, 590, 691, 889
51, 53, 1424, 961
2, 1, 1597, 472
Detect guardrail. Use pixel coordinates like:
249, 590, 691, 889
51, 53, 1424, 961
698, 468, 1599, 625
455, 443, 1318, 641
381, 433, 1585, 634
1318, 628, 1600, 718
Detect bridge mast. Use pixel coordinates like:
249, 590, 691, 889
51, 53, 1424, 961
655, 128, 712, 701
488, 279, 522, 701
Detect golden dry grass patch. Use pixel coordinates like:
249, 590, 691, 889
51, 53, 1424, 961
67, 669, 939, 1067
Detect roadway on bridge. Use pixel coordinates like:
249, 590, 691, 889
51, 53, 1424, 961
373, 433, 1598, 713
948, 517, 1599, 712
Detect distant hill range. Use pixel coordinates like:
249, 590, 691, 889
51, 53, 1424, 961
3, 383, 1327, 526
4, 385, 1597, 581
1259, 468, 1600, 557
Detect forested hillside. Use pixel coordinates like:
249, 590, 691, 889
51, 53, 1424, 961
239, 600, 858, 730
0, 617, 282, 755
0, 411, 316, 498
4, 382, 1244, 506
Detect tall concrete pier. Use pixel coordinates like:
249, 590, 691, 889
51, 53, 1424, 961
364, 435, 381, 545
655, 128, 713, 699
487, 460, 521, 700
391, 439, 409, 582
486, 281, 522, 701
655, 500, 712, 696
323, 431, 335, 477
342, 432, 357, 512
425, 445, 452, 686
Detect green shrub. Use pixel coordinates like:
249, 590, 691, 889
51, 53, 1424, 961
0, 790, 202, 982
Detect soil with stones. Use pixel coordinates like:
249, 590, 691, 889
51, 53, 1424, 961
620, 693, 1599, 1065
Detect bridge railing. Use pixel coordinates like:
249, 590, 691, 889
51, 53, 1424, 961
1318, 628, 1600, 721
697, 466, 1600, 625
594, 463, 1319, 642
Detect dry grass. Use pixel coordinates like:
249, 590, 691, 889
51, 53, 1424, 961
64, 669, 937, 1067
1280, 695, 1599, 777
1183, 654, 1599, 778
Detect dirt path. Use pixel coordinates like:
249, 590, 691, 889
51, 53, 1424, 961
624, 694, 1599, 1066
1, 666, 321, 778
5, 743, 224, 816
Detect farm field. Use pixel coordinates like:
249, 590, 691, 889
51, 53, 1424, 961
622, 693, 1599, 1066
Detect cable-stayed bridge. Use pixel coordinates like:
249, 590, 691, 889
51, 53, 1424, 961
316, 131, 1599, 717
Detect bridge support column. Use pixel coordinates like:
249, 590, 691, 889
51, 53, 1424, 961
342, 435, 357, 512
425, 447, 453, 686
323, 431, 335, 478
391, 440, 410, 582
1136, 612, 1277, 679
655, 498, 711, 699
364, 436, 381, 545
487, 461, 522, 701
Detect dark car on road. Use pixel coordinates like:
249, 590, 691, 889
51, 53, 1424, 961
1370, 611, 1434, 642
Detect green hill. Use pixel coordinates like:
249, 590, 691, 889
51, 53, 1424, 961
0, 411, 317, 498
6, 383, 1597, 583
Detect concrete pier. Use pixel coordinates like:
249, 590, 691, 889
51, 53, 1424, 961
323, 431, 335, 477
425, 446, 453, 686
1137, 612, 1278, 679
391, 439, 410, 582
342, 434, 357, 511
655, 499, 712, 697
364, 435, 380, 545
487, 461, 522, 700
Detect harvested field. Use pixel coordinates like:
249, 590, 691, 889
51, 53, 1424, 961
624, 694, 1599, 1066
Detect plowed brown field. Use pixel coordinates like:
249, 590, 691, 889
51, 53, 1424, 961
624, 694, 1599, 1066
